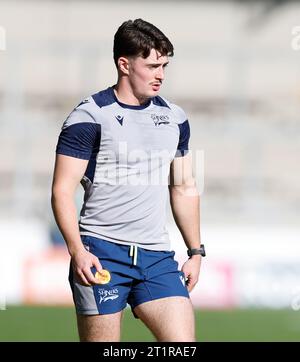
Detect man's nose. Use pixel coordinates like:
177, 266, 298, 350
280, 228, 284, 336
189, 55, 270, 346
156, 67, 164, 81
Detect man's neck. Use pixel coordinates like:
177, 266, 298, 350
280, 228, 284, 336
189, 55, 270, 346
113, 82, 149, 106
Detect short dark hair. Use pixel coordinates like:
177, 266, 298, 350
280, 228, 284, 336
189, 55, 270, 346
113, 18, 174, 68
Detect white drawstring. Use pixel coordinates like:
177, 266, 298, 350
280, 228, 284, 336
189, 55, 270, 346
129, 245, 138, 266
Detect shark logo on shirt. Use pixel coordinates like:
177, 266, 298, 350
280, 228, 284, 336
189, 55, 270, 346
151, 114, 170, 126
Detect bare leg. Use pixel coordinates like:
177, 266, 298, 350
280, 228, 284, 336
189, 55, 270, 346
133, 296, 196, 342
76, 310, 123, 342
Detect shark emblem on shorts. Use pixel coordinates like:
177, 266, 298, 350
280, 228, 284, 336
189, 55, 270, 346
98, 288, 119, 304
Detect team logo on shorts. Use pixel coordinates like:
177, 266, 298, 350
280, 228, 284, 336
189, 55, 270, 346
98, 288, 119, 304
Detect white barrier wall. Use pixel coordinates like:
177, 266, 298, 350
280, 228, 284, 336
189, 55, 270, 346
0, 220, 51, 306
2, 220, 300, 310
170, 223, 300, 309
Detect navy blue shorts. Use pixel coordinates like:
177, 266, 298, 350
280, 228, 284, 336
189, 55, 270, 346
69, 235, 190, 317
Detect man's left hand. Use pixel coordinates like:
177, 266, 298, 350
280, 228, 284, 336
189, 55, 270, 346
181, 255, 202, 292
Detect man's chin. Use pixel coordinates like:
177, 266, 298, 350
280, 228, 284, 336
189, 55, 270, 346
149, 89, 161, 97
138, 89, 161, 101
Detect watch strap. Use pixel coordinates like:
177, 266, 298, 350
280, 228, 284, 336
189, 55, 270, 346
187, 244, 206, 257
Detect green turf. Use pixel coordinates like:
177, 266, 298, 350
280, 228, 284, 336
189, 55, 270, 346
0, 306, 300, 341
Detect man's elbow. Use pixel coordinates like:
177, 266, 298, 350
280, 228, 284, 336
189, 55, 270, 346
51, 183, 74, 207
51, 186, 60, 210
169, 178, 199, 197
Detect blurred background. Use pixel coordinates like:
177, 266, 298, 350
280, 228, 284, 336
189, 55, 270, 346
0, 0, 300, 341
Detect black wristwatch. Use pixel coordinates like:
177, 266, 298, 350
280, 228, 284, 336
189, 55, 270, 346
187, 244, 206, 257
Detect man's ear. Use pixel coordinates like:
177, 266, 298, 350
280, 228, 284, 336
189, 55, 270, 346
118, 57, 130, 75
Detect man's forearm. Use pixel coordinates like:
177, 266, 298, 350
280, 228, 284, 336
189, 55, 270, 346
51, 192, 85, 256
169, 185, 201, 249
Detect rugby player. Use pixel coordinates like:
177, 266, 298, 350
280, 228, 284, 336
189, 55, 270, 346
51, 18, 204, 342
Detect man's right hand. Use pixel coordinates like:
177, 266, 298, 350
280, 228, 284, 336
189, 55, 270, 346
71, 248, 103, 286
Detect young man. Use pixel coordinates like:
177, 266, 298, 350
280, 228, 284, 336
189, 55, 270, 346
51, 18, 204, 342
